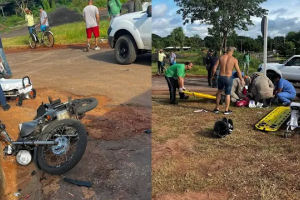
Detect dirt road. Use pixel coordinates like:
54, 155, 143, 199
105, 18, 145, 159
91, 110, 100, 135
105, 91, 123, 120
0, 47, 151, 200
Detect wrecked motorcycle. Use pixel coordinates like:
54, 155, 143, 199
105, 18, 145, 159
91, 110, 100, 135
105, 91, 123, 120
0, 97, 98, 175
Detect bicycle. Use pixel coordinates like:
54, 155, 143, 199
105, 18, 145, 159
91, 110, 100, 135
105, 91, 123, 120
28, 26, 55, 49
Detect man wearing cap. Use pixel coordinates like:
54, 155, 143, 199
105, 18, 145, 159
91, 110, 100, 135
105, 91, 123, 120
38, 6, 50, 31
165, 62, 193, 104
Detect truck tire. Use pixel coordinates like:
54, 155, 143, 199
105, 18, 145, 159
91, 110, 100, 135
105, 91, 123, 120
114, 35, 137, 65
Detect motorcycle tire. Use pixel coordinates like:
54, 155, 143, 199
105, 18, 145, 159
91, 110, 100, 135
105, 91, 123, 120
36, 119, 87, 175
75, 98, 98, 115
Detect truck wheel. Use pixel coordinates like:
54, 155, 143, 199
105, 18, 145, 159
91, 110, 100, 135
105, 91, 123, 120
114, 35, 137, 65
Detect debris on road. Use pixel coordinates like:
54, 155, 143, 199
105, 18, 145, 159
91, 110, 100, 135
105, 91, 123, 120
63, 178, 92, 188
145, 129, 151, 134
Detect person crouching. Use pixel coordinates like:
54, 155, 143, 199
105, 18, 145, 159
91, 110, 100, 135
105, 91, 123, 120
165, 62, 193, 104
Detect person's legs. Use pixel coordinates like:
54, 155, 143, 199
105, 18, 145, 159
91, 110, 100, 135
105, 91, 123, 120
0, 48, 12, 76
0, 85, 10, 111
157, 61, 161, 75
170, 77, 178, 103
243, 62, 246, 73
277, 92, 296, 105
86, 28, 92, 51
224, 76, 233, 113
165, 76, 175, 103
208, 68, 212, 86
246, 62, 249, 74
93, 26, 100, 50
215, 76, 225, 112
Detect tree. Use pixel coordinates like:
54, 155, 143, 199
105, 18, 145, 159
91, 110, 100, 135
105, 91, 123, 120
278, 42, 295, 56
170, 27, 185, 50
174, 0, 268, 53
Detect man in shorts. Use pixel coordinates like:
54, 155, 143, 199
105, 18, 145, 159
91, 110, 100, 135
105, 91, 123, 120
212, 46, 244, 114
83, 0, 100, 51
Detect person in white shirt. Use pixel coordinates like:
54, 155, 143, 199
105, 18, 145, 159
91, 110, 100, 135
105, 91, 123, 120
83, 0, 100, 51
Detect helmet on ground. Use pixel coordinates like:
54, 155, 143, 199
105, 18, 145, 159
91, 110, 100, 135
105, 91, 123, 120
213, 118, 234, 138
41, 25, 46, 31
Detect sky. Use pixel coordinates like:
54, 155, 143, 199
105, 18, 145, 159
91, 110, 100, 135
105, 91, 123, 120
152, 0, 300, 39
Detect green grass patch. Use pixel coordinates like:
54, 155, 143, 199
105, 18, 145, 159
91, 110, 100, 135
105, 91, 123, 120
2, 21, 110, 48
152, 94, 300, 199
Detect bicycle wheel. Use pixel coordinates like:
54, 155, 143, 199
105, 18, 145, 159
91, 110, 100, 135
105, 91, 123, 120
42, 31, 55, 47
28, 34, 37, 49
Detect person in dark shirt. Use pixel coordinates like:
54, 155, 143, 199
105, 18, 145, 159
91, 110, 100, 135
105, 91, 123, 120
206, 49, 214, 86
0, 35, 13, 78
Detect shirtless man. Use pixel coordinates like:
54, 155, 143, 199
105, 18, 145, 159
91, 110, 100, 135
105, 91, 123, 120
212, 46, 244, 114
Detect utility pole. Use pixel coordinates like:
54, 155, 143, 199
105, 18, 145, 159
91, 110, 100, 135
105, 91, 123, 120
261, 16, 268, 77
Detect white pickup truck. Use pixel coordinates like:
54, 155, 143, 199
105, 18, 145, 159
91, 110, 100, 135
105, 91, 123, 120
258, 55, 300, 82
107, 3, 152, 65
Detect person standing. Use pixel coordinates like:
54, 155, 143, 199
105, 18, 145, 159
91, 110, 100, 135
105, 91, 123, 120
212, 46, 244, 115
165, 62, 193, 104
0, 34, 12, 78
243, 51, 250, 75
157, 49, 166, 75
273, 74, 296, 106
0, 85, 10, 111
169, 51, 176, 66
24, 8, 35, 34
83, 0, 100, 52
38, 6, 50, 31
206, 49, 214, 86
107, 0, 122, 19
133, 0, 143, 12
211, 52, 219, 88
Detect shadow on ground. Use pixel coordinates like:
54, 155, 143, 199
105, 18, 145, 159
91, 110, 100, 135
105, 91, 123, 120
87, 51, 151, 67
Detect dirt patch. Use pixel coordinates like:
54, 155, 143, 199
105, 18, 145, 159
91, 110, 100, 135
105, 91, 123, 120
1, 88, 151, 199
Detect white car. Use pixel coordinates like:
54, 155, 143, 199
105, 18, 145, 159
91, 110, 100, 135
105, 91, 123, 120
108, 4, 151, 65
258, 55, 300, 82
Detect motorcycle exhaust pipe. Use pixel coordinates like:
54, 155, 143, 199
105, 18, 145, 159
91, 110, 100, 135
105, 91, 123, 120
11, 141, 58, 145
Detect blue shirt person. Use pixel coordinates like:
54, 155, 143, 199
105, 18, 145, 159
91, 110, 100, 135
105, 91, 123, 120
274, 74, 296, 105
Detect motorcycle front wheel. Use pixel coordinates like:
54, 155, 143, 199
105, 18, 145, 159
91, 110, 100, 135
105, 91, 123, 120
36, 119, 87, 175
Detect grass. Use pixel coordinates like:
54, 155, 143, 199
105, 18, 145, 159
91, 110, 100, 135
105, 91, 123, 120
152, 94, 300, 199
152, 52, 263, 76
2, 21, 110, 48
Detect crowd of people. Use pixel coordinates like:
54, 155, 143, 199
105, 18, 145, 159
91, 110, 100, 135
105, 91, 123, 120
162, 46, 299, 115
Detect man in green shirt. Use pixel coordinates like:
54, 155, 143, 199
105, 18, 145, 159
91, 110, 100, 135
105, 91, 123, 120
107, 0, 122, 19
165, 62, 193, 104
243, 51, 250, 75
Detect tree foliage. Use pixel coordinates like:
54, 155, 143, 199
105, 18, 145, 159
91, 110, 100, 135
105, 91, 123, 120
174, 0, 268, 53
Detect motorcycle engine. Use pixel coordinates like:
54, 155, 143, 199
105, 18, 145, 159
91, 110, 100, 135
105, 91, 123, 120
56, 110, 71, 120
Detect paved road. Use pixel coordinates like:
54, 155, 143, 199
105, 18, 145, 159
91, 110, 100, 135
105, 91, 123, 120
6, 48, 151, 107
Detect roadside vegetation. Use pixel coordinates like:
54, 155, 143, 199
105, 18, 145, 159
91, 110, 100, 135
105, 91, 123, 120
2, 21, 110, 48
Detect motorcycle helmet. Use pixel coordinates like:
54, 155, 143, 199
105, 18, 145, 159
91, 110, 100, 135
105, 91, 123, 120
41, 25, 46, 32
213, 118, 234, 138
